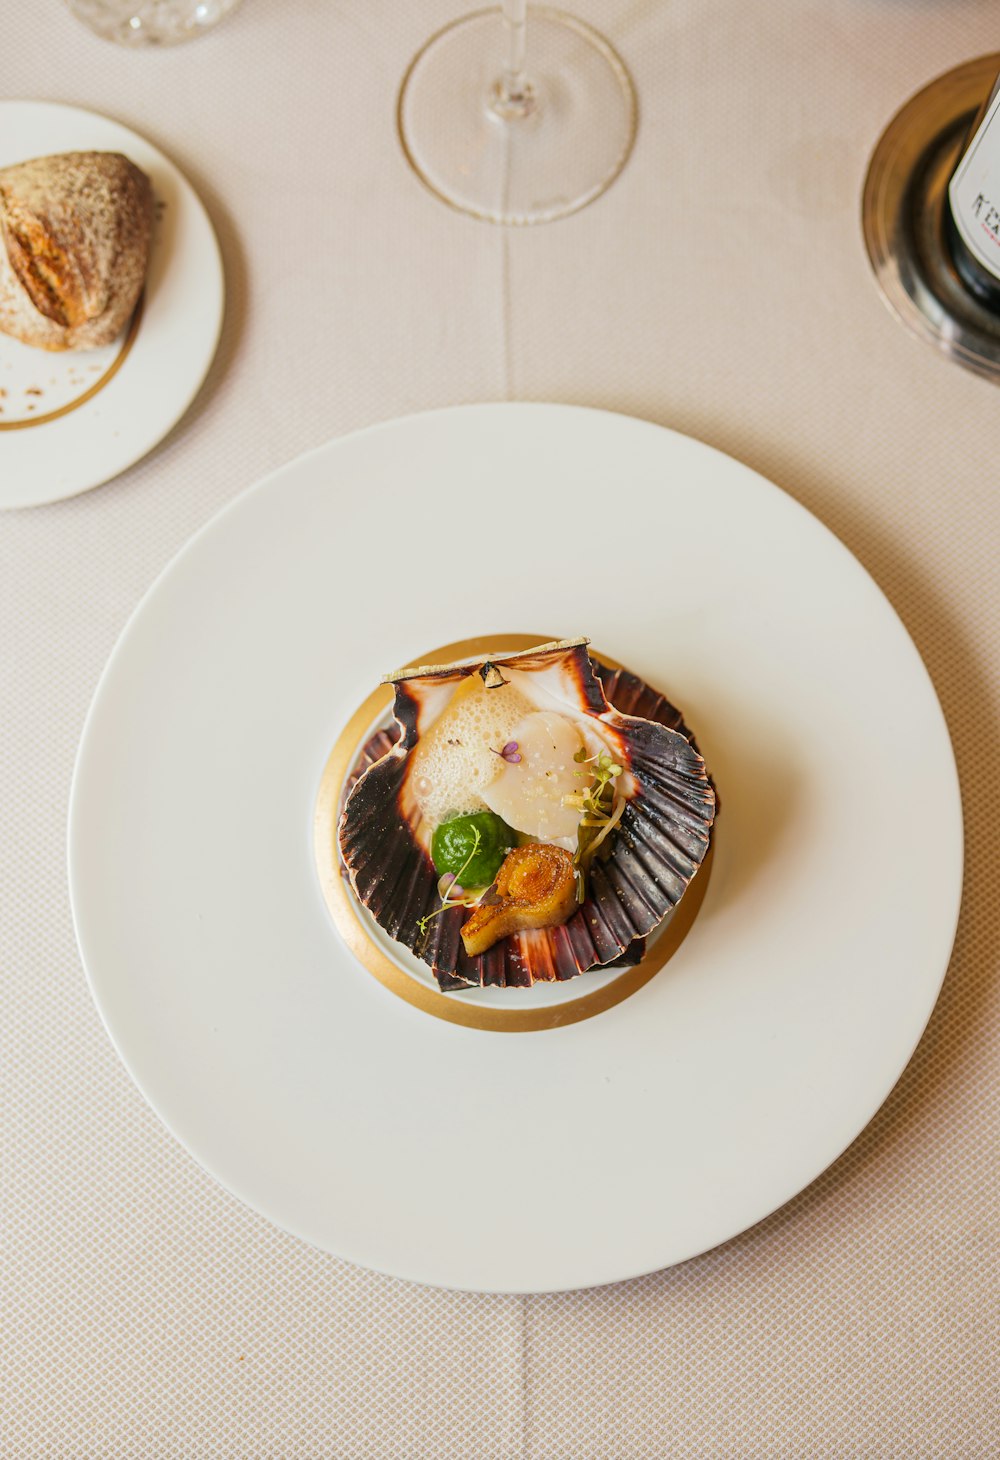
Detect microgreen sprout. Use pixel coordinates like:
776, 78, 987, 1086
417, 827, 485, 936
563, 747, 625, 900
564, 749, 623, 818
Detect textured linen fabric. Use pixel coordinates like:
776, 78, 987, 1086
2, 1, 999, 1454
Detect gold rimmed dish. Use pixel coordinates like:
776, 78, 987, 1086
314, 633, 716, 1032
0, 100, 223, 508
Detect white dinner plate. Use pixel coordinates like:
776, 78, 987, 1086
68, 405, 963, 1293
0, 100, 223, 508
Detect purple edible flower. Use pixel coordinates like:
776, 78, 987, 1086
490, 740, 522, 764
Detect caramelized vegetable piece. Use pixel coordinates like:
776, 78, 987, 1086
460, 844, 578, 957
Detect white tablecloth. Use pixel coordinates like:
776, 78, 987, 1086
2, 2, 998, 1453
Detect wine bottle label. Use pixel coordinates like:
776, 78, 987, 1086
949, 80, 1000, 283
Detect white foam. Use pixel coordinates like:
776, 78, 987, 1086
408, 681, 535, 829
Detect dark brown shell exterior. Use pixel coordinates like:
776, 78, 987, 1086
338, 641, 716, 992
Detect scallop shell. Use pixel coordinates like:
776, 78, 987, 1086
338, 639, 716, 991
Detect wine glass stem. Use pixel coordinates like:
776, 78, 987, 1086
495, 0, 535, 118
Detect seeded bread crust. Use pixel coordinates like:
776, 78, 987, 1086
0, 151, 153, 352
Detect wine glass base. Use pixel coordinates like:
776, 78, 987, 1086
64, 0, 241, 45
862, 53, 1000, 383
397, 7, 637, 225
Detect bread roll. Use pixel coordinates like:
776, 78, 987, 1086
0, 151, 153, 352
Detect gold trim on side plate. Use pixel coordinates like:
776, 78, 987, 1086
313, 634, 714, 1033
0, 293, 143, 432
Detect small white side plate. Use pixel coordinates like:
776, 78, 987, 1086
68, 406, 963, 1293
0, 100, 223, 508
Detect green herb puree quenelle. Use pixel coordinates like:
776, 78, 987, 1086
430, 811, 516, 889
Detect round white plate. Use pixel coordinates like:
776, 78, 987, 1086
0, 101, 223, 508
68, 405, 963, 1293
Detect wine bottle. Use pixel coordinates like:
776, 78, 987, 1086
946, 73, 1000, 311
